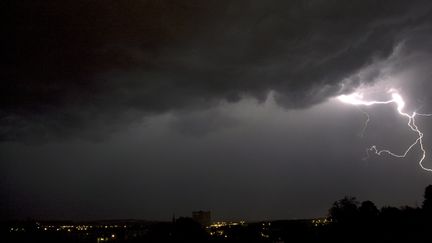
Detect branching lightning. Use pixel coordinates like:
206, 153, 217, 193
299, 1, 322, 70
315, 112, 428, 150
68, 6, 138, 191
338, 91, 432, 172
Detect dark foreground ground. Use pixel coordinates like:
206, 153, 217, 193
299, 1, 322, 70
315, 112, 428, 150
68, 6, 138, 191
3, 215, 432, 243
5, 185, 432, 242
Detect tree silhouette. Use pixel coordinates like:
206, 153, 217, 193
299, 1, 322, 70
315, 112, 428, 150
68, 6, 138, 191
329, 196, 359, 224
359, 200, 379, 221
422, 184, 432, 213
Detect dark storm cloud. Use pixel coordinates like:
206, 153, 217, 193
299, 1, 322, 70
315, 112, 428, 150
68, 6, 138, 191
5, 0, 432, 140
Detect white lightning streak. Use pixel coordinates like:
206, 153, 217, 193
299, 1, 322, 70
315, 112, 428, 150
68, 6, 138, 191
337, 91, 432, 172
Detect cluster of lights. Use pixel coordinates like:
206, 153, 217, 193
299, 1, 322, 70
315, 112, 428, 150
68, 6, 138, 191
97, 234, 116, 243
76, 225, 90, 231
338, 90, 432, 172
9, 222, 128, 242
9, 228, 26, 232
208, 221, 245, 229
312, 218, 331, 227
208, 221, 246, 238
36, 224, 92, 232
209, 230, 226, 237
18, 223, 128, 234
260, 222, 271, 239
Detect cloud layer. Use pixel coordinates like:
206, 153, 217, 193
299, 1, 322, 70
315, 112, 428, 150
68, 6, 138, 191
4, 0, 432, 140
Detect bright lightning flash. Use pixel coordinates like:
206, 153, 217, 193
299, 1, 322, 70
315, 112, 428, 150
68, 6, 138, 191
338, 91, 432, 172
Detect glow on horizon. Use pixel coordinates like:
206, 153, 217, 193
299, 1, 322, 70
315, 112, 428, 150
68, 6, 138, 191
337, 90, 432, 172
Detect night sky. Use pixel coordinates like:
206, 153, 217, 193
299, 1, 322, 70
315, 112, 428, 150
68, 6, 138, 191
3, 0, 432, 221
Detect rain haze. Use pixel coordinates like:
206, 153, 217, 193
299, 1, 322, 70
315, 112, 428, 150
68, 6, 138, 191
3, 0, 432, 222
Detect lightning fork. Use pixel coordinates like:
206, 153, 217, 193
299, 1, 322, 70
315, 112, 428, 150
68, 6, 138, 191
338, 91, 432, 172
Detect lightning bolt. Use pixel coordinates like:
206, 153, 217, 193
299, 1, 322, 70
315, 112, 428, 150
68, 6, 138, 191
357, 108, 370, 138
337, 91, 432, 172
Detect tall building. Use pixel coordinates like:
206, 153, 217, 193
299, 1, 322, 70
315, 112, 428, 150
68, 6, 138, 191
192, 211, 211, 226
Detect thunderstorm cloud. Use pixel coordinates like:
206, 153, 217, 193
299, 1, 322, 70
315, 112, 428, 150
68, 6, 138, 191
5, 0, 432, 140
